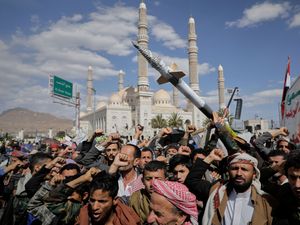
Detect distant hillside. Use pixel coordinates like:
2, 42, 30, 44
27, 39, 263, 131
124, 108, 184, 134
0, 107, 73, 135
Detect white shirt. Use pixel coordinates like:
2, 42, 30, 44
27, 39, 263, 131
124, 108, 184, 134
222, 188, 254, 225
117, 171, 138, 197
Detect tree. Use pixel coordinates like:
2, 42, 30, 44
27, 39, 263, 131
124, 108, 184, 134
151, 114, 167, 129
168, 112, 183, 128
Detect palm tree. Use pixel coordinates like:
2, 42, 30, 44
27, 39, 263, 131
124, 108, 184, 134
168, 112, 183, 128
151, 114, 167, 129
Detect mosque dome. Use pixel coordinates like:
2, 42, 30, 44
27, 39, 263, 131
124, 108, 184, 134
154, 89, 171, 105
109, 93, 122, 105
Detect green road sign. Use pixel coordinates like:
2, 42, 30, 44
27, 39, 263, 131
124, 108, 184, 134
53, 76, 73, 99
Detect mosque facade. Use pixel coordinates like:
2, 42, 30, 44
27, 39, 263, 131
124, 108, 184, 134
80, 1, 224, 139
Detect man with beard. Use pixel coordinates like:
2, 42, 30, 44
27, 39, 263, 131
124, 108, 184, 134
202, 152, 273, 225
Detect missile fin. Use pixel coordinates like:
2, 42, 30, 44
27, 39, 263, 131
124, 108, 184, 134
157, 76, 169, 84
169, 71, 186, 79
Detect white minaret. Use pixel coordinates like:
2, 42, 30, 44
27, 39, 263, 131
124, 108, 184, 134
135, 1, 153, 137
218, 64, 226, 109
118, 70, 125, 92
86, 66, 93, 112
187, 17, 205, 128
137, 0, 149, 91
188, 17, 199, 95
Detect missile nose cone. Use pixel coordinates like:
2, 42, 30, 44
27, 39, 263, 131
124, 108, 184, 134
132, 41, 139, 49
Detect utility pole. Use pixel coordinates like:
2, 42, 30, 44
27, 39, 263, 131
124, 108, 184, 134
91, 88, 96, 131
75, 92, 80, 133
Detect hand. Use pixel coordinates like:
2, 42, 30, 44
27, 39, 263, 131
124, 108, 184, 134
11, 158, 24, 168
138, 139, 149, 148
135, 125, 144, 137
159, 127, 172, 137
186, 125, 196, 134
49, 174, 65, 186
210, 171, 221, 181
109, 133, 121, 142
178, 145, 191, 156
156, 156, 168, 164
222, 108, 229, 118
46, 157, 66, 169
112, 153, 129, 168
212, 112, 225, 127
99, 133, 120, 148
279, 127, 289, 136
4, 158, 25, 173
204, 148, 225, 164
83, 167, 101, 182
58, 146, 74, 157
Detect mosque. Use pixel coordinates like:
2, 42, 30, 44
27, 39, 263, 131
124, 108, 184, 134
80, 1, 225, 139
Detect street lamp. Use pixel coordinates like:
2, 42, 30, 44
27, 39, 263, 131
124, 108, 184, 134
91, 88, 96, 131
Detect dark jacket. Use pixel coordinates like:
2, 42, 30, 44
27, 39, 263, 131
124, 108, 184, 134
272, 183, 300, 225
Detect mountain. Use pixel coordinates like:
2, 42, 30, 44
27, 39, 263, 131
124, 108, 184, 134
0, 107, 73, 135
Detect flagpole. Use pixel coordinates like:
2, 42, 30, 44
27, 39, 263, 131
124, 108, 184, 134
280, 56, 291, 124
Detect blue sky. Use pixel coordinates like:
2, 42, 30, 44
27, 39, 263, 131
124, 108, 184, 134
0, 0, 300, 125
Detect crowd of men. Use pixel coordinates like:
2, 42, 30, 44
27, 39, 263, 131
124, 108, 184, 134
0, 110, 299, 225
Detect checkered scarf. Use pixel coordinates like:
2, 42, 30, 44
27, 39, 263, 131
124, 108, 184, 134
152, 179, 198, 225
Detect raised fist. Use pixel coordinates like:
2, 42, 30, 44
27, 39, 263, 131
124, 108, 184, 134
112, 153, 130, 168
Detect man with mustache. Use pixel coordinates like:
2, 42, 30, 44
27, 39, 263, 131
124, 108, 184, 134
202, 152, 273, 225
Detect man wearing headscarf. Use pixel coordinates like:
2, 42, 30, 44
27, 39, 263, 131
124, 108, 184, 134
202, 152, 273, 225
147, 179, 198, 225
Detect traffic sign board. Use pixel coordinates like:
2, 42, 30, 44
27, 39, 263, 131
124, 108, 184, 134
53, 76, 73, 99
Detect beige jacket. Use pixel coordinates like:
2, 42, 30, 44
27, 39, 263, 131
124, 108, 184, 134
203, 184, 273, 225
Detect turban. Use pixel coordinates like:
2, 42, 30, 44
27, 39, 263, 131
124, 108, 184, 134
152, 179, 198, 224
228, 152, 260, 179
228, 152, 264, 195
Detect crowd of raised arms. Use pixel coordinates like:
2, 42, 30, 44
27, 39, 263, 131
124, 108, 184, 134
0, 110, 299, 225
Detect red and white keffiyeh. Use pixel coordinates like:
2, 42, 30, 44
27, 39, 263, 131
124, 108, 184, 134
152, 179, 198, 225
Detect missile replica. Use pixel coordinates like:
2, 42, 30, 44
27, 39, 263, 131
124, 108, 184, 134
132, 41, 213, 119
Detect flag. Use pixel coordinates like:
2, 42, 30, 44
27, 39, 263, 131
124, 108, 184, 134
281, 57, 291, 120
